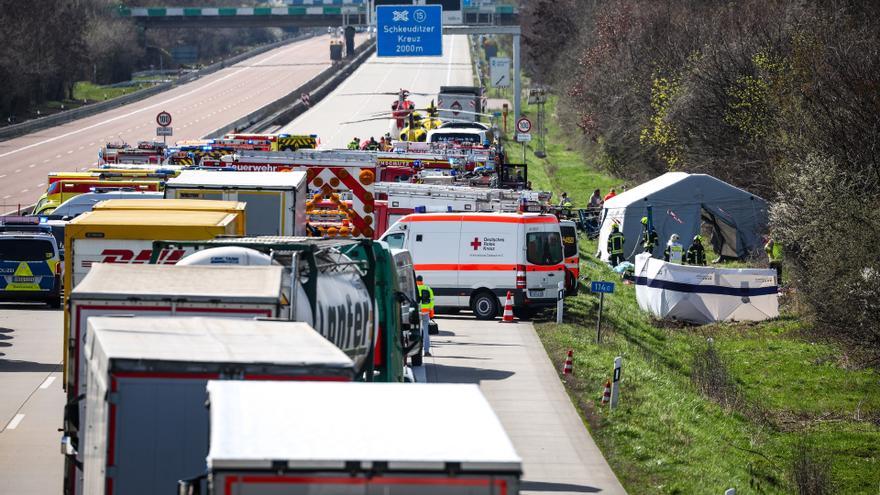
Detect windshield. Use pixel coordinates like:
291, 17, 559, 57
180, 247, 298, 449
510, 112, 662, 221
384, 233, 405, 250
526, 231, 563, 266
429, 132, 483, 145
0, 239, 55, 261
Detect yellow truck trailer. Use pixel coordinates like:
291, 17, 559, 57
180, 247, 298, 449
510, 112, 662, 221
92, 198, 247, 237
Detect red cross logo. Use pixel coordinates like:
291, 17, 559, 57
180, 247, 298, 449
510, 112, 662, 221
470, 237, 482, 250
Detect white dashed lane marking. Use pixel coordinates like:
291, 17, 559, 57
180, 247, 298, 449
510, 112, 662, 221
5, 414, 25, 430
40, 377, 56, 389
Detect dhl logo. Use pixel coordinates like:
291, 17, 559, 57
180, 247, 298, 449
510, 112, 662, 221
81, 249, 186, 268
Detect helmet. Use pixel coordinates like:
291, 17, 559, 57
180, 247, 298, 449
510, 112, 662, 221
694, 235, 703, 242
671, 234, 680, 242
641, 217, 648, 225
353, 137, 360, 142
611, 223, 619, 231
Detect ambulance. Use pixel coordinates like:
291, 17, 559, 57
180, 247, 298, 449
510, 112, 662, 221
380, 212, 566, 319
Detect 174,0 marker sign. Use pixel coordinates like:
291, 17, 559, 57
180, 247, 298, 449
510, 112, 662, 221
377, 5, 443, 57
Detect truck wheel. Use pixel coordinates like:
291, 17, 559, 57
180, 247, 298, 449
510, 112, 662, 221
411, 353, 423, 367
471, 292, 499, 320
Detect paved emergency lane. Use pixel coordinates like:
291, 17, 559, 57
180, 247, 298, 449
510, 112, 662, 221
0, 34, 365, 214
423, 315, 628, 495
279, 35, 473, 148
0, 305, 64, 494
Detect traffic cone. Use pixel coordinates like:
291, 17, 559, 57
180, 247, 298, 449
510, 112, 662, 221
500, 291, 515, 323
600, 379, 612, 405
562, 350, 573, 375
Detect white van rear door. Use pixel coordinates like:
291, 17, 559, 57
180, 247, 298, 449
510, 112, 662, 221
409, 220, 461, 307
524, 223, 565, 297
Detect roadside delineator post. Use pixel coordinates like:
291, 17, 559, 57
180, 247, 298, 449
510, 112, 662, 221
500, 291, 515, 323
561, 349, 573, 375
600, 379, 612, 405
610, 356, 622, 411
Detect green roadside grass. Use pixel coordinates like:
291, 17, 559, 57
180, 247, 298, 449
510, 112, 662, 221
514, 95, 880, 493
72, 81, 154, 102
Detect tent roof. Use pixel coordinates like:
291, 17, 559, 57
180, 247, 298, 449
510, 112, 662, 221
604, 172, 765, 210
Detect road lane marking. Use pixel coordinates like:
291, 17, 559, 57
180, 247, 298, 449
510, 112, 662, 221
40, 377, 56, 389
28, 163, 35, 168
0, 174, 5, 179
37, 182, 45, 188
6, 414, 25, 430
14, 169, 20, 173
43, 159, 50, 163
20, 189, 28, 193
0, 39, 316, 159
66, 150, 73, 154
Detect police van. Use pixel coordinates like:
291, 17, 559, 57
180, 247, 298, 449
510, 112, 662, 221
0, 222, 62, 308
381, 212, 566, 319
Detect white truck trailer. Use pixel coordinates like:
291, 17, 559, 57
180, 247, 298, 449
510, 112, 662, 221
193, 381, 522, 494
65, 263, 287, 495
81, 316, 354, 495
163, 170, 307, 236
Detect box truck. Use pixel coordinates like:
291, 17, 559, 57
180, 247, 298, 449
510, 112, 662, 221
190, 381, 521, 494
64, 263, 287, 495
163, 170, 307, 236
92, 198, 247, 236
151, 237, 422, 381
380, 212, 566, 319
80, 317, 353, 495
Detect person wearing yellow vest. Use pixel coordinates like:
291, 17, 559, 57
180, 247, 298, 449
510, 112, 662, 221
764, 237, 783, 284
607, 223, 625, 267
416, 275, 434, 357
664, 234, 684, 264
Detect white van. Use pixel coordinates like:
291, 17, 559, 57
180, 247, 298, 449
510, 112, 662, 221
381, 212, 565, 319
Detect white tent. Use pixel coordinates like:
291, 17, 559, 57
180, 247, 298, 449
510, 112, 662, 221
597, 172, 768, 262
634, 253, 779, 324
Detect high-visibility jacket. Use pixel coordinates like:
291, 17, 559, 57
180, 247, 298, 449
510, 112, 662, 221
764, 239, 782, 262
642, 227, 658, 251
417, 282, 434, 317
347, 141, 359, 150
608, 232, 625, 255
664, 242, 684, 264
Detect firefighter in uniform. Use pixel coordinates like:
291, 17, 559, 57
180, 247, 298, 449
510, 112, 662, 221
664, 234, 684, 264
607, 224, 625, 267
416, 275, 434, 357
640, 217, 658, 256
685, 235, 707, 265
347, 137, 360, 150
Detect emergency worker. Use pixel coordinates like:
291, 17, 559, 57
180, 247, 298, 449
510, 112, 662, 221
664, 234, 684, 264
558, 192, 573, 208
365, 136, 380, 151
686, 235, 707, 265
764, 237, 783, 283
416, 275, 434, 357
641, 217, 658, 255
347, 137, 360, 150
607, 224, 625, 267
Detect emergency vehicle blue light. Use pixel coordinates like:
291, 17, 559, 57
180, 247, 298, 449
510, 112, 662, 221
247, 140, 254, 144
39, 217, 48, 224
414, 206, 427, 213
447, 206, 453, 212
202, 146, 212, 151
310, 134, 317, 138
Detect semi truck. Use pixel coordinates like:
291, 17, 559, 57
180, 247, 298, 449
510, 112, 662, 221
79, 317, 353, 495
64, 263, 288, 495
150, 237, 422, 382
163, 170, 307, 236
188, 381, 522, 494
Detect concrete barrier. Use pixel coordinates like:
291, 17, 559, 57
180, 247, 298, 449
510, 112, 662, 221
0, 32, 317, 142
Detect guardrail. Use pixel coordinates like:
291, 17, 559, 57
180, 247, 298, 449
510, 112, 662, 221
207, 39, 376, 137
0, 31, 317, 143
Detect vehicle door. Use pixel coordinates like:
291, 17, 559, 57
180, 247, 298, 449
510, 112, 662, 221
523, 223, 565, 298
560, 220, 580, 293
459, 218, 515, 307
408, 221, 461, 307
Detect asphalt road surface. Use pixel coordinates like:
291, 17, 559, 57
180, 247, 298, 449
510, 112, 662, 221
0, 33, 363, 214
0, 305, 64, 494
280, 35, 474, 148
420, 315, 628, 495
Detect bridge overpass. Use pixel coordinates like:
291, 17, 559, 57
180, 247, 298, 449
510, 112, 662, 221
118, 3, 518, 29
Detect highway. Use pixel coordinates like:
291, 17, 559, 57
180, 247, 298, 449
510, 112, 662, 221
0, 33, 363, 214
280, 35, 474, 148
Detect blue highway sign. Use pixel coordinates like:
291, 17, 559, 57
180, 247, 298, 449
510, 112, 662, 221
377, 5, 443, 57
591, 281, 616, 294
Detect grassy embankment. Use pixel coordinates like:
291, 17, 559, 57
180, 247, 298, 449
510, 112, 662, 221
486, 67, 880, 491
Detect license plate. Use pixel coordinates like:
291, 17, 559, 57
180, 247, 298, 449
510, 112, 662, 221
529, 289, 545, 297
13, 276, 36, 283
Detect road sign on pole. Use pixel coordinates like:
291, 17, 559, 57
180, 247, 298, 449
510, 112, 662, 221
490, 57, 511, 88
610, 356, 622, 410
377, 5, 443, 57
156, 111, 172, 127
156, 127, 173, 137
591, 281, 615, 343
516, 116, 532, 134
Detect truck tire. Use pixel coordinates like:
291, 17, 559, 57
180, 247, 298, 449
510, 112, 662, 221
411, 353, 423, 367
471, 291, 499, 320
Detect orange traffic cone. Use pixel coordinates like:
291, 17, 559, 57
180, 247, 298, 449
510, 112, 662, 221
562, 350, 573, 374
601, 379, 612, 405
500, 291, 515, 323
